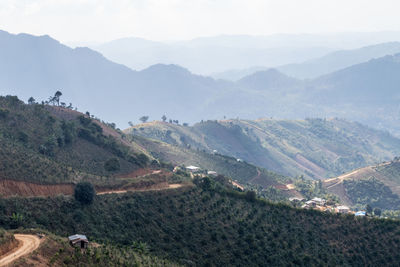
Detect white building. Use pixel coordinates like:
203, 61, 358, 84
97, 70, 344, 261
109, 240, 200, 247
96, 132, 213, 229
186, 165, 201, 173
311, 197, 326, 206
336, 205, 350, 214
207, 171, 218, 176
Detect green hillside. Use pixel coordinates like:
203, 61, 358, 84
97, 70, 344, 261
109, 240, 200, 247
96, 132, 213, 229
324, 158, 400, 211
0, 95, 289, 200
0, 95, 148, 184
7, 230, 179, 266
131, 135, 291, 189
1, 180, 399, 266
126, 118, 400, 179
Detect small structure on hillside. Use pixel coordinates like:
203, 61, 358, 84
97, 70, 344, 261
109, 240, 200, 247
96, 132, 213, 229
305, 200, 316, 208
207, 171, 218, 176
69, 234, 89, 249
186, 165, 201, 173
311, 197, 326, 206
355, 211, 366, 217
336, 205, 350, 214
236, 158, 243, 162
289, 197, 305, 202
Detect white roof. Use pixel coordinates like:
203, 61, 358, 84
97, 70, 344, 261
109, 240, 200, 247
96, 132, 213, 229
207, 171, 217, 174
311, 197, 325, 202
186, 165, 200, 170
337, 205, 350, 210
69, 234, 88, 241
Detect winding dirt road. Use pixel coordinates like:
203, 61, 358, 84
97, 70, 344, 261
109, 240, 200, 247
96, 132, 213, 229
0, 234, 41, 266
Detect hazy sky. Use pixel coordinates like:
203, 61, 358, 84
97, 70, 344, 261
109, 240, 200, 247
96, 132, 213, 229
1, 0, 400, 43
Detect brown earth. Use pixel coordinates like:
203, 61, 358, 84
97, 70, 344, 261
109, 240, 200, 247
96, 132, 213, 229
0, 234, 41, 266
0, 237, 18, 259
0, 180, 74, 197
97, 183, 186, 195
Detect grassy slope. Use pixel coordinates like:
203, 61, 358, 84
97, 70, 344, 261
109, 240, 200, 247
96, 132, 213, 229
126, 118, 400, 179
8, 230, 179, 267
0, 96, 146, 184
324, 159, 400, 210
0, 185, 399, 266
131, 135, 291, 189
0, 95, 291, 199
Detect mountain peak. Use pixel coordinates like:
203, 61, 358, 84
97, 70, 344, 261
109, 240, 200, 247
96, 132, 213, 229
141, 64, 191, 75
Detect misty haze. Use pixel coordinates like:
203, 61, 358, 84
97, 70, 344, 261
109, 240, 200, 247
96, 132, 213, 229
0, 1, 400, 266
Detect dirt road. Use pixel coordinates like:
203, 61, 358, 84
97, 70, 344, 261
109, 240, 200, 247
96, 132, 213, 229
97, 183, 185, 195
0, 234, 41, 266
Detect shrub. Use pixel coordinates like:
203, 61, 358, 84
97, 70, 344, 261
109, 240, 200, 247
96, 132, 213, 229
74, 182, 95, 204
104, 158, 120, 172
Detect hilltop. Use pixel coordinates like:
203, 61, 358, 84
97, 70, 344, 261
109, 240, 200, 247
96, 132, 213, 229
126, 118, 400, 179
0, 95, 160, 193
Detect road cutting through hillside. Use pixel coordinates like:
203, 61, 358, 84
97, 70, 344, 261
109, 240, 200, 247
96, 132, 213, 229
0, 234, 41, 266
97, 183, 185, 195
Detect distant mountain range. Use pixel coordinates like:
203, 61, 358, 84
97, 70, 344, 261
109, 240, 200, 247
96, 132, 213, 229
214, 42, 400, 80
2, 29, 400, 136
93, 37, 332, 75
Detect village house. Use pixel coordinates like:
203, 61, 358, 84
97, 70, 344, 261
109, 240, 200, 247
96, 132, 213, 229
311, 197, 326, 206
207, 171, 218, 176
355, 211, 366, 217
289, 197, 305, 202
69, 234, 89, 249
186, 165, 201, 173
336, 205, 350, 214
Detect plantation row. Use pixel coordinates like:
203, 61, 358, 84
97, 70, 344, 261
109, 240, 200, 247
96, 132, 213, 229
0, 181, 399, 266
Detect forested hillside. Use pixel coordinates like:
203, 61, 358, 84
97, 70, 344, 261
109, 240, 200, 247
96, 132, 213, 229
126, 118, 400, 179
0, 95, 290, 198
1, 182, 399, 266
324, 159, 400, 211
0, 95, 147, 184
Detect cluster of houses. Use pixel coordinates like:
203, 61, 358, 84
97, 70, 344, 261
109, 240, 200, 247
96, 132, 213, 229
289, 197, 367, 216
183, 165, 218, 177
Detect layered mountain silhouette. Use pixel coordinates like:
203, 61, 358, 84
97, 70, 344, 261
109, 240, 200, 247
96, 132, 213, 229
214, 42, 400, 80
1, 29, 400, 135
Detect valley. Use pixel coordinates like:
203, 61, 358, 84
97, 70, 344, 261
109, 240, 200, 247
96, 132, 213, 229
127, 118, 400, 179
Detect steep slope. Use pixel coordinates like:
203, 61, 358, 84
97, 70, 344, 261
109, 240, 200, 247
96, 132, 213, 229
2, 230, 179, 266
1, 185, 400, 266
131, 135, 291, 189
0, 95, 148, 185
278, 42, 400, 79
126, 119, 400, 179
324, 159, 400, 210
0, 94, 290, 199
